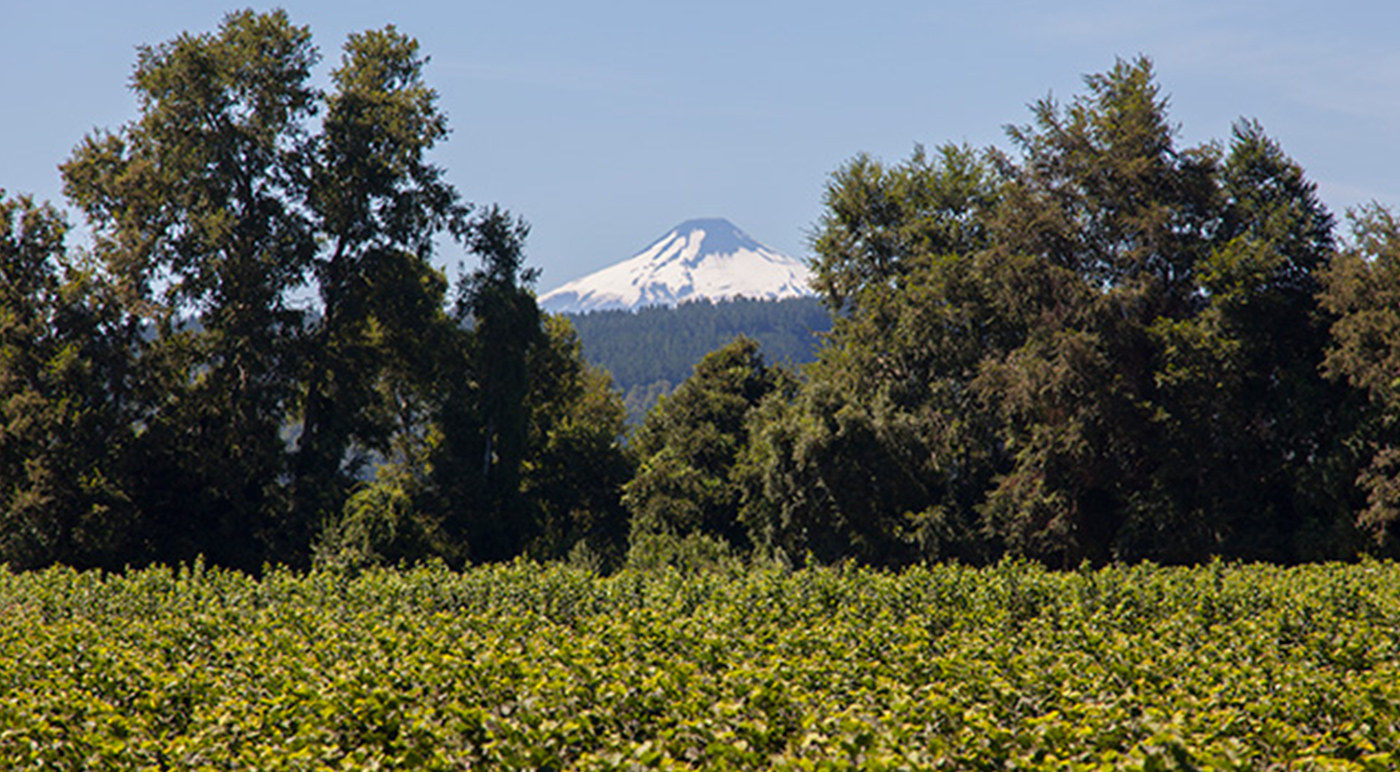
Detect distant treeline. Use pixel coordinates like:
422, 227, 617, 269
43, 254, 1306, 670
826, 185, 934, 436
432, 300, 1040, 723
565, 297, 831, 421
2, 15, 1398, 574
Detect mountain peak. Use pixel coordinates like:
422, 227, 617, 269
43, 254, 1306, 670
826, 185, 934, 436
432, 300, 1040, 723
668, 217, 761, 256
539, 219, 813, 314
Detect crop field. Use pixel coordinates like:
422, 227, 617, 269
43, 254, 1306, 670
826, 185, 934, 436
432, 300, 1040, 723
0, 560, 1397, 770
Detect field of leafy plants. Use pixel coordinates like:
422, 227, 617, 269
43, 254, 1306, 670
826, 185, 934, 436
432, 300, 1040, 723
0, 559, 1396, 770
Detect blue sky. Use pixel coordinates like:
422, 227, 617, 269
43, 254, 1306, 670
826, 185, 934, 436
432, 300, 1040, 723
4, 1, 1398, 289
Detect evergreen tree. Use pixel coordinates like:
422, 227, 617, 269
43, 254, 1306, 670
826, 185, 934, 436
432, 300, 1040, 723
566, 296, 830, 423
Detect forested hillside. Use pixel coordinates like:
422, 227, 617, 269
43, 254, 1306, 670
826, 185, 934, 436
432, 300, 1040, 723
2, 11, 1398, 572
566, 297, 830, 422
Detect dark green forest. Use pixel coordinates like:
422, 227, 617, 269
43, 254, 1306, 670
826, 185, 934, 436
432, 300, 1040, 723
3, 12, 1398, 572
565, 297, 830, 423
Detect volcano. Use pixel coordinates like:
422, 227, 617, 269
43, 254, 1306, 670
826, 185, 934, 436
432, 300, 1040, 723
537, 218, 813, 314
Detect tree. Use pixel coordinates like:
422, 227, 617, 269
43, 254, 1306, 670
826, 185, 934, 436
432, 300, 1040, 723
1321, 204, 1400, 545
424, 206, 544, 563
970, 57, 1358, 564
1168, 119, 1353, 560
60, 11, 476, 569
563, 296, 831, 424
811, 144, 1000, 313
0, 193, 136, 569
746, 56, 1361, 567
327, 214, 634, 569
521, 315, 634, 568
741, 145, 1009, 566
972, 57, 1219, 564
62, 9, 320, 569
295, 24, 467, 540
624, 336, 793, 565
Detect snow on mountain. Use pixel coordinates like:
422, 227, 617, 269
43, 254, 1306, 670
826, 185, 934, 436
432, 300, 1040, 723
538, 218, 813, 314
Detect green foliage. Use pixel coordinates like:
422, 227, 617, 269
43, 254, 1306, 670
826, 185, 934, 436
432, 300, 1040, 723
314, 479, 432, 571
811, 143, 1001, 312
61, 9, 320, 569
293, 22, 467, 543
625, 337, 794, 563
982, 76, 1354, 563
749, 55, 1365, 567
1321, 205, 1400, 542
624, 530, 745, 575
977, 56, 1223, 564
8, 34, 1400, 572
2, 11, 628, 572
2, 560, 1399, 769
744, 147, 1016, 566
417, 206, 548, 564
0, 193, 136, 570
316, 226, 634, 571
521, 315, 634, 568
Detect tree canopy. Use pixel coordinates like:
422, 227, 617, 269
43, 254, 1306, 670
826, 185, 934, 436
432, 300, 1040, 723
740, 56, 1380, 567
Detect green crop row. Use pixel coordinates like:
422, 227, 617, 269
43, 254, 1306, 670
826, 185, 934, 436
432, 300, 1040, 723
0, 559, 1397, 770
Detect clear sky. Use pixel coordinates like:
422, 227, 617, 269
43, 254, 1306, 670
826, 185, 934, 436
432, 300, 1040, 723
4, 1, 1398, 290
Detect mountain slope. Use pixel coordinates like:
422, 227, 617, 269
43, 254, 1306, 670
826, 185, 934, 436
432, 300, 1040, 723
538, 218, 812, 314
566, 296, 832, 423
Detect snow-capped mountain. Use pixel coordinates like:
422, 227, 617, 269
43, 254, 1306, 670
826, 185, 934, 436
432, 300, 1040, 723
538, 218, 813, 314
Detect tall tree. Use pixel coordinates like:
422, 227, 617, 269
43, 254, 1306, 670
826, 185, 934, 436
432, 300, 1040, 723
521, 315, 634, 567
747, 56, 1361, 567
431, 207, 544, 562
60, 11, 476, 569
742, 145, 1008, 565
295, 25, 467, 537
1170, 120, 1352, 559
974, 57, 1313, 564
62, 10, 319, 569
